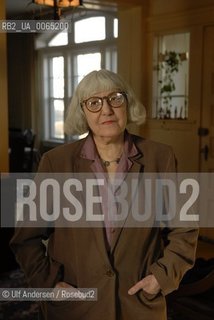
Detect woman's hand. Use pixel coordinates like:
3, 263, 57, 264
128, 274, 161, 295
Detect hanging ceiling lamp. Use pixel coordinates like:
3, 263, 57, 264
33, 0, 82, 19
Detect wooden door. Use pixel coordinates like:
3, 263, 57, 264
200, 26, 214, 172
199, 26, 214, 241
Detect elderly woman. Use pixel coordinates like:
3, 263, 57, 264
11, 69, 198, 320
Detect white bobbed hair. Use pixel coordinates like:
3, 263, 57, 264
65, 69, 146, 135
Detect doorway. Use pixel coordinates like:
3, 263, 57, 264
199, 26, 214, 172
199, 25, 214, 241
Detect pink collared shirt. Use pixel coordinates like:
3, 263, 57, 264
80, 131, 139, 249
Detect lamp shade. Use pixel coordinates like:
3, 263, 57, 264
34, 0, 81, 7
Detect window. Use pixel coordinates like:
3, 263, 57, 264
48, 31, 68, 47
152, 33, 190, 120
36, 11, 118, 142
74, 17, 105, 43
74, 52, 101, 85
50, 56, 64, 139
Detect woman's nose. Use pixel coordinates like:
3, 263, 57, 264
101, 99, 113, 114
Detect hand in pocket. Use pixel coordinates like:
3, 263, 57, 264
128, 274, 161, 296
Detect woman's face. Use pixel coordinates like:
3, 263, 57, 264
82, 90, 128, 140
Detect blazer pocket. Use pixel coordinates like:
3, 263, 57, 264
138, 289, 162, 302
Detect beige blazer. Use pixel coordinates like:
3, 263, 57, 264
11, 134, 198, 320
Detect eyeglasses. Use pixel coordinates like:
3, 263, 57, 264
81, 91, 127, 113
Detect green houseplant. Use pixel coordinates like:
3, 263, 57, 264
158, 51, 182, 118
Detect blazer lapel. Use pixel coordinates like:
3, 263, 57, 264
76, 159, 111, 264
110, 152, 145, 253
73, 157, 94, 173
129, 153, 145, 173
91, 227, 112, 264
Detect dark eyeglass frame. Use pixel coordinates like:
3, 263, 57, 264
80, 91, 127, 113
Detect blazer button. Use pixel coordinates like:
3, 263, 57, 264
106, 269, 114, 277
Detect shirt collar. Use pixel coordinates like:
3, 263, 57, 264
80, 130, 139, 161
